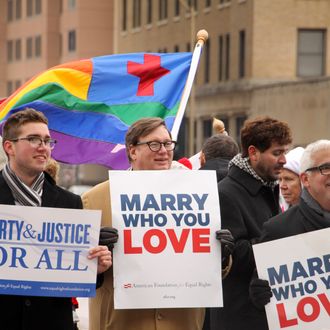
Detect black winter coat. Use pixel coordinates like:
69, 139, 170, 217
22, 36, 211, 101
210, 165, 280, 330
199, 157, 230, 182
261, 197, 330, 242
0, 172, 82, 330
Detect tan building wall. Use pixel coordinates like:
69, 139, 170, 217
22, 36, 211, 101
1, 0, 330, 163
250, 77, 330, 145
0, 0, 114, 185
252, 0, 330, 79
115, 0, 330, 153
1, 0, 114, 97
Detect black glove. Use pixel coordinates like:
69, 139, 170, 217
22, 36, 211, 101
216, 229, 235, 264
249, 278, 273, 309
99, 227, 118, 250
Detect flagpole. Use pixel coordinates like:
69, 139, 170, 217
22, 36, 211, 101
171, 29, 208, 143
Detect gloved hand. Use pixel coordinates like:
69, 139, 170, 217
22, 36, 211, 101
99, 227, 118, 250
249, 278, 273, 309
216, 229, 235, 264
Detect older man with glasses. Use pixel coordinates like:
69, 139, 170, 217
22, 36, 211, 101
249, 140, 330, 327
0, 108, 112, 330
83, 117, 208, 330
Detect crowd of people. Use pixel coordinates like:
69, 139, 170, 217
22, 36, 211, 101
1, 108, 330, 330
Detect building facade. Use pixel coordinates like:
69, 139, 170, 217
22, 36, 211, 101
115, 0, 330, 153
1, 0, 330, 163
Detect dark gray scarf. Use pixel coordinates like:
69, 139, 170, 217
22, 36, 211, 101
2, 163, 44, 206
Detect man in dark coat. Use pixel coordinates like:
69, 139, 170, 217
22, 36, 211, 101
210, 117, 292, 330
199, 134, 239, 182
0, 108, 112, 330
249, 140, 330, 328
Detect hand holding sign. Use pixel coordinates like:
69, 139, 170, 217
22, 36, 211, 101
249, 277, 273, 309
99, 227, 119, 250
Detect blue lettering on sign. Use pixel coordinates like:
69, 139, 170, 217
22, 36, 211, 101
120, 193, 209, 211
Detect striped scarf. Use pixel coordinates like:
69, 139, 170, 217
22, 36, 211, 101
229, 153, 278, 189
2, 164, 44, 206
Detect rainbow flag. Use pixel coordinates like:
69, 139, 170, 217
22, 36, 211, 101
0, 52, 192, 169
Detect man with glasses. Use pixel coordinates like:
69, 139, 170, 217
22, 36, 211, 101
0, 108, 112, 330
249, 139, 330, 328
82, 117, 205, 330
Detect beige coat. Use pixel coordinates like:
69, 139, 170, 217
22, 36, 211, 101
82, 180, 205, 330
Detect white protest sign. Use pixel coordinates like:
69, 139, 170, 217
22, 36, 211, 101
0, 205, 101, 297
253, 228, 330, 330
109, 170, 222, 309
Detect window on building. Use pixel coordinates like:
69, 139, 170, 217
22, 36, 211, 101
297, 29, 326, 77
204, 39, 210, 83
133, 0, 141, 28
35, 0, 42, 14
159, 0, 167, 20
68, 0, 76, 9
147, 0, 152, 24
59, 33, 62, 56
225, 33, 230, 80
15, 80, 21, 90
239, 30, 245, 78
188, 0, 198, 10
218, 35, 223, 81
186, 42, 191, 52
7, 0, 14, 21
203, 118, 213, 140
174, 0, 180, 16
174, 45, 179, 52
26, 37, 33, 58
35, 35, 41, 57
205, 0, 211, 7
15, 0, 21, 19
15, 39, 21, 60
68, 30, 76, 52
27, 0, 33, 16
235, 115, 247, 143
7, 81, 13, 96
122, 0, 127, 31
7, 40, 13, 62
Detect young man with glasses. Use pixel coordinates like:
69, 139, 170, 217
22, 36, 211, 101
249, 139, 330, 328
0, 108, 112, 330
82, 117, 206, 330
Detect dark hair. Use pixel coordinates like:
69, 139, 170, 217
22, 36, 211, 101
240, 116, 292, 157
2, 108, 48, 144
202, 134, 239, 161
125, 117, 172, 161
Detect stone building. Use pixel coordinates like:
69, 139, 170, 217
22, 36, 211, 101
1, 0, 330, 165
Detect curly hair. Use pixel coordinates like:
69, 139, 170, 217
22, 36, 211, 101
241, 116, 292, 157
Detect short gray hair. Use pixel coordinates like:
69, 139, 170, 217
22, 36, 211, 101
300, 140, 330, 173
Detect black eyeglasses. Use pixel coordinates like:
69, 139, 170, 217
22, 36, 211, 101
136, 140, 176, 152
305, 163, 330, 176
10, 136, 57, 150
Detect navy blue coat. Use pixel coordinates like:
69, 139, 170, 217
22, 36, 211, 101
0, 171, 82, 330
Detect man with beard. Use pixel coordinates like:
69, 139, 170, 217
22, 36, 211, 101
210, 117, 292, 330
